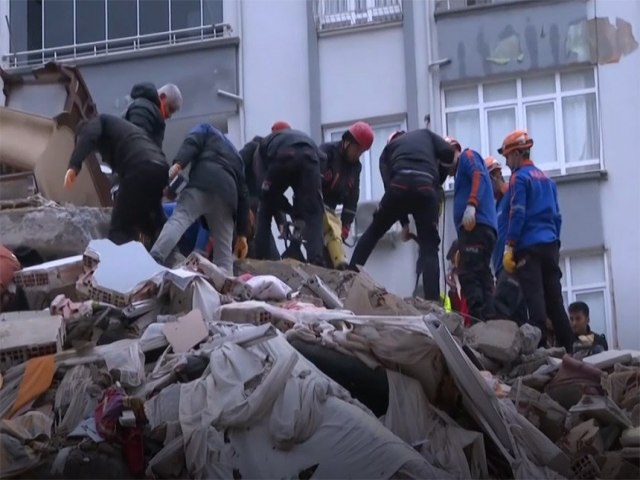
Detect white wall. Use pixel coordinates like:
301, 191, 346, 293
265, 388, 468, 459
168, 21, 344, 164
319, 26, 405, 124
594, 0, 640, 348
228, 0, 311, 146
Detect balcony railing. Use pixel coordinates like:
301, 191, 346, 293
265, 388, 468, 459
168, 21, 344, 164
314, 0, 403, 33
435, 0, 533, 14
2, 24, 233, 69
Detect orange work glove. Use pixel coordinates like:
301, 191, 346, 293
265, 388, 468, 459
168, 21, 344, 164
63, 168, 77, 190
503, 246, 516, 274
234, 236, 249, 259
168, 164, 182, 180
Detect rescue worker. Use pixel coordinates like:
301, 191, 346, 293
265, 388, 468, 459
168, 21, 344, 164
253, 123, 325, 265
150, 123, 250, 274
499, 129, 573, 352
569, 301, 609, 356
446, 137, 497, 321
319, 121, 374, 269
486, 156, 528, 324
124, 82, 183, 148
349, 129, 454, 301
64, 114, 169, 246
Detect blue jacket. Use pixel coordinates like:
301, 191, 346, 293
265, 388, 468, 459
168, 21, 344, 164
506, 160, 562, 251
493, 191, 510, 275
453, 149, 497, 232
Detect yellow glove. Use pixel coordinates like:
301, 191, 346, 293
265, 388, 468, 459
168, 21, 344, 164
503, 246, 516, 273
234, 236, 249, 259
63, 168, 77, 190
168, 164, 182, 180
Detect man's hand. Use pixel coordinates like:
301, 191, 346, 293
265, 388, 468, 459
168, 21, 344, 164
341, 224, 350, 241
462, 205, 476, 231
168, 164, 182, 180
234, 236, 249, 259
63, 168, 78, 190
503, 245, 516, 273
401, 224, 411, 242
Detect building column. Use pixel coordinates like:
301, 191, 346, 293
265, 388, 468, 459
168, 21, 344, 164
306, 0, 322, 142
402, 0, 419, 131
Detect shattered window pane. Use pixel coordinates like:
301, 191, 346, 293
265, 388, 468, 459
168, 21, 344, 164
483, 80, 517, 102
522, 74, 556, 97
562, 93, 600, 162
560, 70, 595, 91
445, 86, 478, 107
525, 102, 557, 167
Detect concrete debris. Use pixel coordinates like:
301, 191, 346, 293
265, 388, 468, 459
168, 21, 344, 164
1, 235, 640, 479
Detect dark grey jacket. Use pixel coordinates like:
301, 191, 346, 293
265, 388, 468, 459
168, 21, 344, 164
124, 83, 165, 148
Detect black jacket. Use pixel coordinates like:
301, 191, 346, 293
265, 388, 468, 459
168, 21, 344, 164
173, 124, 250, 236
256, 129, 320, 166
319, 141, 361, 227
124, 83, 165, 148
239, 135, 263, 209
68, 114, 167, 178
380, 129, 454, 190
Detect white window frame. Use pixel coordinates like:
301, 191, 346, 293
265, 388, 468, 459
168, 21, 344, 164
560, 251, 615, 346
317, 0, 402, 28
440, 68, 602, 187
323, 117, 408, 203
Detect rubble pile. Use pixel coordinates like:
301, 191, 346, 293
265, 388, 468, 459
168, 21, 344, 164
1, 239, 639, 479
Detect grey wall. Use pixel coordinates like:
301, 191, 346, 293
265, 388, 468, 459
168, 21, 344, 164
435, 0, 590, 83
75, 40, 239, 155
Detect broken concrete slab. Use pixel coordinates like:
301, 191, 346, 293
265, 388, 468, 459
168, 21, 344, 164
13, 255, 83, 291
161, 309, 208, 353
464, 320, 522, 364
0, 199, 111, 258
546, 355, 605, 409
569, 394, 633, 430
343, 271, 420, 316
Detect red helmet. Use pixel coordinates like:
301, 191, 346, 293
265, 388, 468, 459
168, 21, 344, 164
346, 121, 374, 150
387, 130, 406, 144
271, 120, 291, 132
444, 135, 462, 152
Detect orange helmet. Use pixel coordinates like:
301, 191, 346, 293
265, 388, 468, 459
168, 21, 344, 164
271, 120, 291, 132
484, 156, 502, 173
387, 129, 406, 144
498, 129, 534, 156
444, 135, 462, 152
346, 121, 374, 150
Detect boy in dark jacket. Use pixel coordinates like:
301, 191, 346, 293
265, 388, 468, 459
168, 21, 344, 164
64, 114, 169, 246
253, 125, 325, 266
150, 123, 249, 274
446, 137, 498, 322
500, 129, 573, 352
350, 129, 454, 301
124, 82, 183, 148
319, 121, 374, 269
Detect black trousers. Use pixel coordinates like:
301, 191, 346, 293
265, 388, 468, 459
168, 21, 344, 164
254, 149, 324, 265
494, 270, 528, 325
515, 241, 573, 352
109, 161, 168, 248
350, 185, 441, 301
457, 224, 496, 321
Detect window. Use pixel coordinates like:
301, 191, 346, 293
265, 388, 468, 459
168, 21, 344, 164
560, 252, 614, 343
442, 69, 601, 178
7, 0, 226, 66
323, 118, 408, 203
314, 0, 403, 32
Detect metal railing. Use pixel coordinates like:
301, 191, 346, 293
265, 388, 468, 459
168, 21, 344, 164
313, 0, 403, 32
2, 23, 233, 69
435, 0, 529, 13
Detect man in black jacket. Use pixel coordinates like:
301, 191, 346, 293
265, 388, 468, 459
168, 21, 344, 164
124, 82, 183, 148
64, 114, 169, 246
253, 125, 324, 265
150, 123, 249, 274
349, 129, 454, 301
569, 301, 609, 356
319, 121, 374, 269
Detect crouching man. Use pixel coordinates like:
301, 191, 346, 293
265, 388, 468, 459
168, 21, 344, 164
150, 124, 250, 274
64, 114, 169, 246
253, 123, 325, 266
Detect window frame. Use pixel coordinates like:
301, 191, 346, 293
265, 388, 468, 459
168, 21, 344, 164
560, 251, 615, 346
322, 117, 408, 203
440, 68, 602, 184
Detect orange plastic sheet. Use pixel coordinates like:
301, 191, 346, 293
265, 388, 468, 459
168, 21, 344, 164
8, 355, 55, 418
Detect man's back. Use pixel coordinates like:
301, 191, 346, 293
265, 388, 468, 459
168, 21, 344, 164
124, 83, 165, 148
